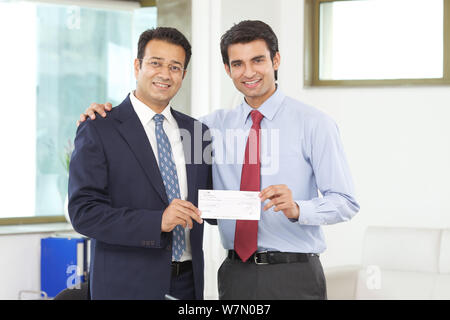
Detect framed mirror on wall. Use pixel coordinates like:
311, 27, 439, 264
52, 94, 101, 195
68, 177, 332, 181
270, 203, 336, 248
304, 0, 450, 86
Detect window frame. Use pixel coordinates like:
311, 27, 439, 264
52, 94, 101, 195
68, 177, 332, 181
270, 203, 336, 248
304, 0, 450, 86
0, 216, 67, 226
0, 0, 155, 226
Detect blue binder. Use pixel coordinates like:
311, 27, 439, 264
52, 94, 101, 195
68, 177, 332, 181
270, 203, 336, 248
40, 236, 87, 298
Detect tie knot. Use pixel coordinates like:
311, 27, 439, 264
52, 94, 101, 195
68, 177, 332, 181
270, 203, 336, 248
153, 114, 165, 126
250, 110, 263, 126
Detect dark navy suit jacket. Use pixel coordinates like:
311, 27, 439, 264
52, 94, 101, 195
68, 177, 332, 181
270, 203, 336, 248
68, 95, 212, 299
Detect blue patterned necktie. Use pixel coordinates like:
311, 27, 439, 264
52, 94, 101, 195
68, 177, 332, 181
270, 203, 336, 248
153, 113, 185, 261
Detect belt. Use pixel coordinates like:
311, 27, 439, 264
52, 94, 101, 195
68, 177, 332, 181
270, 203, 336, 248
171, 260, 192, 277
228, 250, 319, 265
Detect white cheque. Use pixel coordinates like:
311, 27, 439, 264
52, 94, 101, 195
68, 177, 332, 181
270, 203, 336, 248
198, 190, 261, 220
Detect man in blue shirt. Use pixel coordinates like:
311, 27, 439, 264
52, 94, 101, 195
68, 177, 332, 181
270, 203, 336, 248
79, 20, 359, 300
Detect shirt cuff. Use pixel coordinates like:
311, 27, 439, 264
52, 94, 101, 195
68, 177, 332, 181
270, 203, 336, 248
294, 200, 317, 225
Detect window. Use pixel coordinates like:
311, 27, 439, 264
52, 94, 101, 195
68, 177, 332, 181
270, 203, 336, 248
304, 0, 450, 86
0, 0, 156, 224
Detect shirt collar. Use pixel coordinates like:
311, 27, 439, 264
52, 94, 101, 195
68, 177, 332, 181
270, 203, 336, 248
129, 91, 176, 128
240, 85, 286, 128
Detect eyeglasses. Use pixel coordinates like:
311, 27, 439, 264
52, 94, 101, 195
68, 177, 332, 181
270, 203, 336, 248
139, 58, 185, 75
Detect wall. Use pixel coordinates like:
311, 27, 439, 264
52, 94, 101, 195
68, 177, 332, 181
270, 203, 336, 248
0, 234, 43, 299
0, 226, 77, 300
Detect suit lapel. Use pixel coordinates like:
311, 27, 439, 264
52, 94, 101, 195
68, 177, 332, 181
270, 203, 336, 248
171, 108, 198, 204
113, 96, 169, 205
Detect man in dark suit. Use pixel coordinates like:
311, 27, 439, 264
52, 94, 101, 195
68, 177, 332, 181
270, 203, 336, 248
68, 27, 212, 300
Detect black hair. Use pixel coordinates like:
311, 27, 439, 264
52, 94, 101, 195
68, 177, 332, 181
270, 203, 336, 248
220, 20, 279, 80
137, 27, 192, 69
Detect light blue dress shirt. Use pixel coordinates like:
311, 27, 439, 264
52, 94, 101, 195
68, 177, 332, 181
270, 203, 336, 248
200, 87, 359, 254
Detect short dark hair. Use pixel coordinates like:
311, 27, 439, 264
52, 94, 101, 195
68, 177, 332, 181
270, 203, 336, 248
137, 27, 192, 69
220, 20, 279, 80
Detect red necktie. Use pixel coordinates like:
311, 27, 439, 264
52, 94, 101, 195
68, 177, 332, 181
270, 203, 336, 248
234, 110, 264, 262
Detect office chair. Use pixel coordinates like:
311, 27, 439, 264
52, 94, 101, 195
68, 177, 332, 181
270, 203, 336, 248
53, 281, 90, 300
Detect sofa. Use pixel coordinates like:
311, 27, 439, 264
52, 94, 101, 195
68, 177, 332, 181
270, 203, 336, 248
324, 226, 450, 299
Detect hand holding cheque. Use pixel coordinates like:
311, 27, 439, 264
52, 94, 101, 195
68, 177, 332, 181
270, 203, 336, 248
161, 199, 203, 232
198, 185, 299, 220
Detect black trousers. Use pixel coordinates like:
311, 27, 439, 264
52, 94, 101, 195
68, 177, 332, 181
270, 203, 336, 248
169, 264, 196, 300
218, 255, 327, 300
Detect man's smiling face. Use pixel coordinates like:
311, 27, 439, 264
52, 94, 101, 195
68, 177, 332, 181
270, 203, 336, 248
134, 39, 186, 110
225, 39, 280, 108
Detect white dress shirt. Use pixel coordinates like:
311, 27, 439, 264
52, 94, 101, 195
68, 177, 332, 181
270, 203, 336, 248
130, 91, 191, 262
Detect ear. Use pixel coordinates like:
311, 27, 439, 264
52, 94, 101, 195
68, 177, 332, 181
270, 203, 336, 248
224, 63, 231, 78
182, 69, 187, 80
272, 52, 281, 71
134, 58, 141, 79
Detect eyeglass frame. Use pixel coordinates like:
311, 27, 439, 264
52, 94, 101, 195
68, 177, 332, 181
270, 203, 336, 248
138, 58, 186, 75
